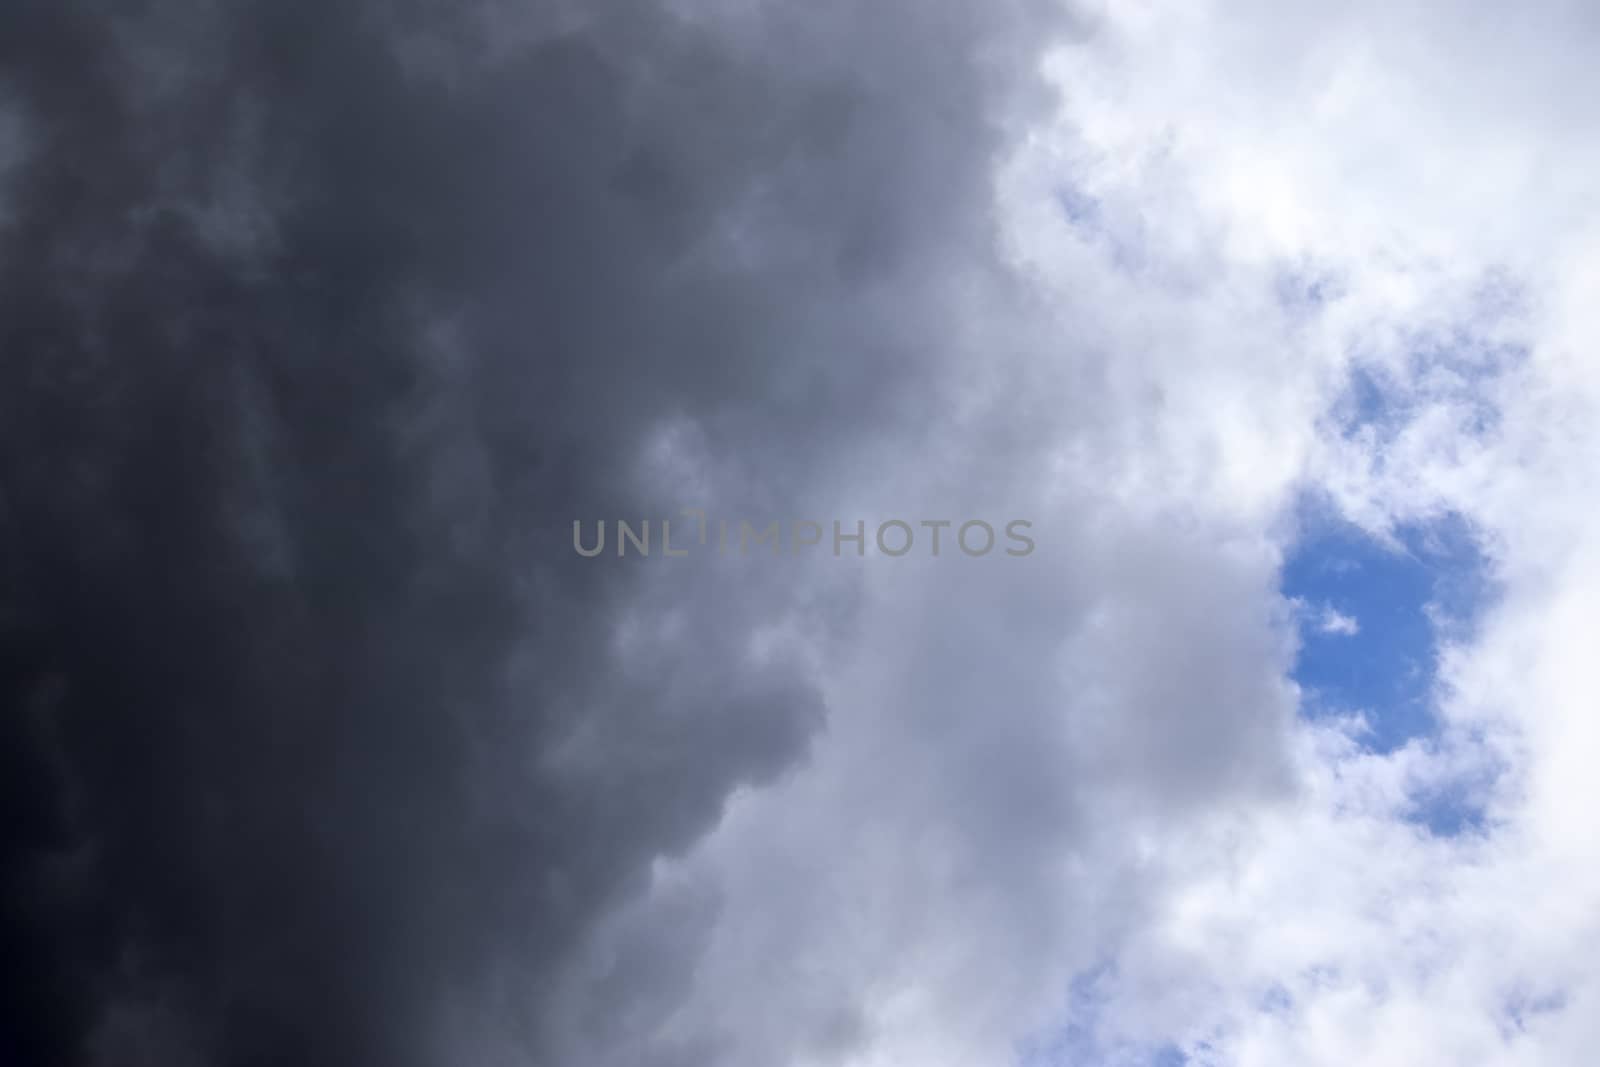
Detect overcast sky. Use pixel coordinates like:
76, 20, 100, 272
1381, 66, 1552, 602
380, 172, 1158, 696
3, 2, 1599, 1065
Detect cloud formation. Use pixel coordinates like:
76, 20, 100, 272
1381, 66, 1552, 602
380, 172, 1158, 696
6, 1, 1600, 1066
0, 1, 1093, 1064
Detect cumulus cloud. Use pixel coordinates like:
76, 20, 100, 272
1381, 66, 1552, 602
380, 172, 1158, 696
5, 1, 1599, 1066
1008, 2, 1600, 1063
1, 1, 1109, 1064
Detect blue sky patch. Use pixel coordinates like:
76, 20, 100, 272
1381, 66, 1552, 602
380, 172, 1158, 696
1282, 503, 1493, 754
1019, 965, 1196, 1067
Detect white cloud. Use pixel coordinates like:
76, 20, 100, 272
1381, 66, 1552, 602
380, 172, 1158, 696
1317, 607, 1360, 637
994, 2, 1600, 1064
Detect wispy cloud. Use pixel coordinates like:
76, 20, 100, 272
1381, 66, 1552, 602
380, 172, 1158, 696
1318, 606, 1361, 636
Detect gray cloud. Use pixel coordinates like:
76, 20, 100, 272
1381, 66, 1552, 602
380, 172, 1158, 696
0, 1, 1079, 1065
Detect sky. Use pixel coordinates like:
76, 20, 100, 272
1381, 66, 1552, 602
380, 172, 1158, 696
2, 1, 1599, 1066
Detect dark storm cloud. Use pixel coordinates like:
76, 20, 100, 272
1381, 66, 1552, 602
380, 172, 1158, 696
0, 1, 1065, 1064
